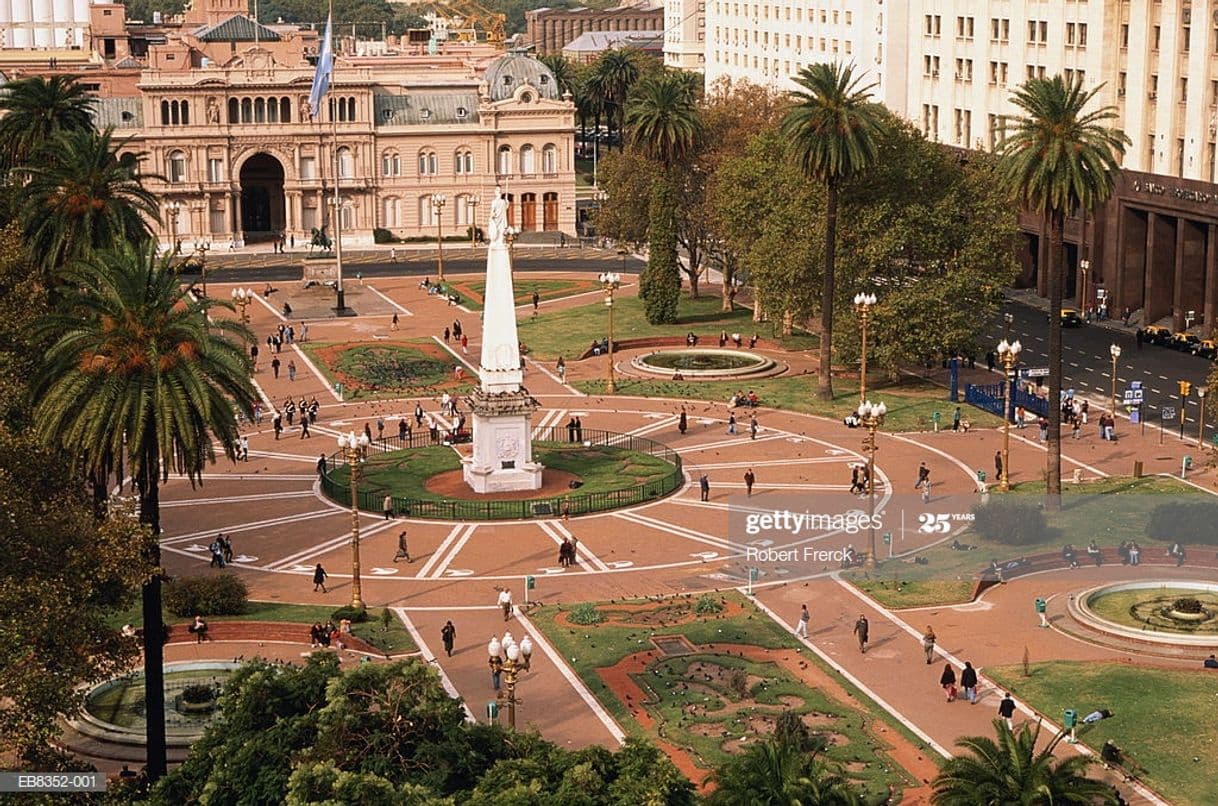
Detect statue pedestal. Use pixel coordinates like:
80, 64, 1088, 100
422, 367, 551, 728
461, 389, 543, 493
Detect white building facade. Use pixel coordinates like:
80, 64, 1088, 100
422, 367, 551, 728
662, 0, 705, 71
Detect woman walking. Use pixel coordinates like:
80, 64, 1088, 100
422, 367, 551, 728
312, 563, 328, 593
939, 663, 957, 702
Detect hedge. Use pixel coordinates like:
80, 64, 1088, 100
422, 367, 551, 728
970, 498, 1050, 545
1146, 501, 1218, 545
164, 574, 249, 617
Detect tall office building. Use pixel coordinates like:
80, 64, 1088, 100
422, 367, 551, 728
662, 0, 705, 71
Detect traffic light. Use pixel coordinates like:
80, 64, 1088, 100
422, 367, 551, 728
1179, 380, 1192, 397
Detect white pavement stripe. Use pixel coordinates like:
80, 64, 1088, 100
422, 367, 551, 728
538, 520, 610, 572
251, 291, 289, 322
696, 456, 861, 470
367, 285, 413, 315
415, 523, 469, 578
527, 357, 584, 395
748, 594, 952, 758
531, 408, 567, 440
428, 524, 478, 579
616, 415, 679, 439
681, 432, 786, 452
267, 518, 401, 570
614, 511, 737, 552
392, 608, 477, 722
289, 343, 343, 403
246, 449, 321, 464
160, 490, 317, 508
198, 473, 316, 480
513, 609, 626, 744
250, 375, 275, 410
162, 509, 339, 545
431, 335, 480, 377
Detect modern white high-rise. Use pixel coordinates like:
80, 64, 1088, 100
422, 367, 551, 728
0, 0, 91, 48
663, 0, 705, 71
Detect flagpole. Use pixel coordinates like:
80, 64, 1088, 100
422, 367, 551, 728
328, 0, 345, 313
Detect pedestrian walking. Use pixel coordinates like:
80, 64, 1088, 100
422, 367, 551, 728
461, 333, 469, 355
749, 414, 758, 440
699, 472, 710, 502
1071, 416, 1081, 440
300, 321, 309, 342
850, 464, 865, 495
532, 290, 540, 312
300, 417, 311, 438
273, 413, 283, 440
489, 654, 502, 689
940, 664, 958, 701
391, 312, 399, 330
960, 661, 978, 704
922, 625, 937, 664
915, 462, 930, 489
744, 468, 755, 496
317, 453, 327, 475
952, 406, 962, 432
240, 436, 250, 460
441, 620, 456, 656
678, 407, 688, 434
853, 614, 870, 653
444, 326, 450, 342
574, 416, 583, 441
271, 357, 281, 378
415, 403, 424, 426
727, 411, 736, 435
393, 530, 411, 563
312, 563, 328, 593
994, 450, 1003, 479
794, 604, 810, 638
1038, 417, 1049, 441
998, 692, 1017, 729
556, 356, 566, 382
498, 588, 513, 621
288, 360, 297, 381
383, 494, 394, 520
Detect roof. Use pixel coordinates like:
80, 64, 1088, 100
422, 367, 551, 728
195, 15, 281, 42
91, 97, 143, 129
562, 30, 663, 52
483, 50, 559, 102
374, 92, 481, 126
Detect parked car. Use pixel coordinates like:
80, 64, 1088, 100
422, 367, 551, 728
1143, 325, 1172, 345
1060, 308, 1084, 327
1193, 339, 1217, 359
1170, 333, 1200, 352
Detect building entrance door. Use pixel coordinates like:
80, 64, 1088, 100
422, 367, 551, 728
239, 153, 285, 242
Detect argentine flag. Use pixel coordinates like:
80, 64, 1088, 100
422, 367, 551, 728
308, 14, 333, 119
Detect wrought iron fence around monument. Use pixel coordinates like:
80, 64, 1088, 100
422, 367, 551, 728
317, 427, 685, 520
964, 382, 1049, 420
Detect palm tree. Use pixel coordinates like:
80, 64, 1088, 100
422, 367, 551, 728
0, 74, 95, 172
33, 242, 257, 779
933, 720, 1118, 805
539, 53, 577, 98
20, 126, 160, 276
997, 76, 1127, 498
781, 63, 887, 401
593, 49, 642, 150
708, 734, 860, 805
626, 71, 703, 325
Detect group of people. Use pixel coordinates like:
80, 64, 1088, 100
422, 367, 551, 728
717, 331, 759, 349
848, 463, 872, 494
557, 537, 580, 567
1117, 541, 1144, 565
309, 620, 348, 650
208, 534, 234, 567
272, 396, 321, 439
728, 390, 760, 408
564, 416, 585, 442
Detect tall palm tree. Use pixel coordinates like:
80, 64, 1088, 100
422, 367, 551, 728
539, 53, 577, 98
0, 74, 95, 172
627, 71, 703, 325
593, 49, 642, 150
997, 76, 1127, 498
33, 242, 257, 779
782, 63, 886, 401
20, 126, 159, 276
933, 720, 1118, 805
708, 734, 860, 805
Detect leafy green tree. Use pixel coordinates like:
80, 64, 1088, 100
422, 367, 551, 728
997, 75, 1127, 498
707, 732, 859, 805
539, 54, 577, 97
34, 242, 256, 778
19, 127, 159, 276
782, 63, 887, 400
0, 74, 95, 173
626, 71, 702, 325
933, 720, 1117, 805
591, 49, 644, 149
0, 456, 152, 768
0, 224, 50, 428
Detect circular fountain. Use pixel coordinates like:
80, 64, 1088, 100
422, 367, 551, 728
630, 349, 781, 380
1069, 581, 1218, 650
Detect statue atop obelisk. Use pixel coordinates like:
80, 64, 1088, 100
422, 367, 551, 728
462, 187, 544, 493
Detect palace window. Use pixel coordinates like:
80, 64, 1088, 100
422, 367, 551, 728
418, 149, 438, 176
336, 147, 353, 179
455, 148, 474, 174
382, 151, 401, 177
168, 150, 186, 183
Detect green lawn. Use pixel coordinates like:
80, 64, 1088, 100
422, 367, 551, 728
104, 600, 417, 655
519, 294, 818, 361
299, 340, 474, 401
987, 661, 1218, 805
530, 593, 934, 799
444, 278, 601, 311
328, 443, 676, 500
845, 475, 1205, 609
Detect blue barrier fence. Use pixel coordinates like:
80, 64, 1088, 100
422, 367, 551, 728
964, 382, 1049, 421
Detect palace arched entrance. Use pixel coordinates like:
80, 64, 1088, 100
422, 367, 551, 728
239, 153, 285, 242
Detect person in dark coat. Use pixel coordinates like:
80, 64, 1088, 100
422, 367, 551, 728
441, 621, 456, 657
940, 664, 957, 701
678, 407, 688, 434
312, 563, 328, 593
960, 661, 979, 704
853, 614, 869, 653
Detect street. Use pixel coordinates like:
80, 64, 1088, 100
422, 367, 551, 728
983, 300, 1216, 442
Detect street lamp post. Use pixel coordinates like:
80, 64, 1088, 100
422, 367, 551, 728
1079, 259, 1090, 316
857, 399, 887, 569
996, 339, 1023, 492
194, 240, 211, 298
336, 431, 370, 610
853, 292, 877, 403
1003, 312, 1014, 342
230, 287, 255, 325
167, 201, 181, 254
468, 196, 479, 247
431, 193, 447, 281
600, 271, 621, 394
1198, 386, 1209, 444
488, 634, 533, 729
1109, 344, 1122, 416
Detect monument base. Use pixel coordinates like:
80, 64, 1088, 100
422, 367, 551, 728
463, 389, 543, 493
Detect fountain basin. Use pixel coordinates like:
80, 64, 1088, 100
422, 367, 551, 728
631, 349, 778, 379
1071, 581, 1218, 648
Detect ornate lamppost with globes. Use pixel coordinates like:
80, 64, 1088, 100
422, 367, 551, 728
467, 196, 480, 247
488, 632, 533, 729
996, 338, 1022, 491
853, 292, 877, 403
599, 271, 621, 393
1109, 344, 1122, 416
857, 399, 887, 568
336, 431, 370, 610
193, 239, 211, 297
166, 201, 181, 254
231, 287, 255, 325
431, 193, 447, 280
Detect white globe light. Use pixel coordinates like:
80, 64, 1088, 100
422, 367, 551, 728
488, 637, 501, 658
997, 338, 1009, 354
506, 643, 520, 661
357, 434, 370, 447
1011, 340, 1022, 355
876, 401, 887, 416
519, 636, 533, 657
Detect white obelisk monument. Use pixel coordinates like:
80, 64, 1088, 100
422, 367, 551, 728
462, 187, 544, 493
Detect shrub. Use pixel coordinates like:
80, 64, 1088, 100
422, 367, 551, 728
379, 608, 393, 631
164, 574, 249, 617
1172, 597, 1204, 614
727, 668, 750, 700
180, 683, 216, 704
567, 602, 604, 625
1147, 501, 1218, 544
372, 227, 397, 244
970, 498, 1049, 546
331, 605, 368, 624
694, 594, 724, 615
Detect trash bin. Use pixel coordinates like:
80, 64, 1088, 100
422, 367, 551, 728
486, 701, 499, 720
1063, 709, 1077, 729
1133, 460, 1144, 478
1035, 598, 1047, 614
976, 470, 987, 483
